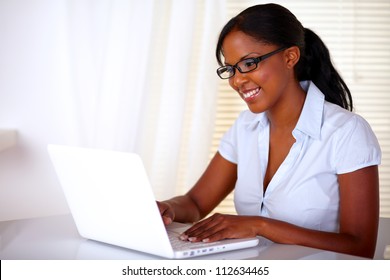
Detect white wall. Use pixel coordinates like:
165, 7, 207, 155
0, 0, 78, 221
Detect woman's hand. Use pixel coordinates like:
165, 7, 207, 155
180, 213, 259, 242
157, 201, 175, 225
155, 152, 238, 227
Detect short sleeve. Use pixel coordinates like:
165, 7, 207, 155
218, 122, 238, 164
334, 115, 381, 174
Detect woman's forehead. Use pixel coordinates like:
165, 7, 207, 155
222, 31, 273, 64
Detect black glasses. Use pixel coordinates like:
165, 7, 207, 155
216, 47, 288, 79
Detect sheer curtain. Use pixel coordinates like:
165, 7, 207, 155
65, 0, 226, 199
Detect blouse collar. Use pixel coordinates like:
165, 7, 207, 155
245, 80, 325, 141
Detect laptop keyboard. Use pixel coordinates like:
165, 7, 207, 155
168, 231, 221, 250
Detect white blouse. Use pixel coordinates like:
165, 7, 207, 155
218, 81, 381, 232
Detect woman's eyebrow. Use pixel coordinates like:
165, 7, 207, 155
224, 52, 260, 65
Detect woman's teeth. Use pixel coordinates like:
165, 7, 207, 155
242, 88, 260, 99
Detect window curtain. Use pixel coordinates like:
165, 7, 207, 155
65, 0, 226, 199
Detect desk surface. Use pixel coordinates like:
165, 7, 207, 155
0, 214, 389, 260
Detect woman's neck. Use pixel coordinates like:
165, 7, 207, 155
266, 81, 306, 131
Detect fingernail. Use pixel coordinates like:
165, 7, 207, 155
188, 237, 197, 242
163, 217, 172, 225
179, 234, 188, 241
202, 238, 210, 242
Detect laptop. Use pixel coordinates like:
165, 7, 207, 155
47, 145, 259, 259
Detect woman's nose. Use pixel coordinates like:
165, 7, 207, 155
231, 70, 248, 88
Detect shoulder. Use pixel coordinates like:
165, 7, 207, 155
322, 103, 381, 174
301, 80, 375, 137
322, 101, 372, 134
233, 110, 268, 130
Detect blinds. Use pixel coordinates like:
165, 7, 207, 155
210, 0, 390, 217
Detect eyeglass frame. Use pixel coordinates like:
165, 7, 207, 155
216, 46, 288, 79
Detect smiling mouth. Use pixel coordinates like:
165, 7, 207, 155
241, 88, 260, 100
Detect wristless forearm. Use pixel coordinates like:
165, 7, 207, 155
163, 195, 202, 223
256, 216, 375, 258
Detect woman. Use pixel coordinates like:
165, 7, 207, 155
158, 3, 381, 258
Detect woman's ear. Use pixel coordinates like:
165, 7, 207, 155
285, 46, 300, 69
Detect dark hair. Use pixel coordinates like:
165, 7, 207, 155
216, 3, 353, 111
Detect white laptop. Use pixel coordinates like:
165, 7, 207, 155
47, 145, 259, 259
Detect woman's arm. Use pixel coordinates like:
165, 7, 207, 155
157, 152, 237, 224
182, 165, 379, 259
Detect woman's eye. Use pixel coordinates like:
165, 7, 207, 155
225, 67, 234, 74
243, 59, 256, 68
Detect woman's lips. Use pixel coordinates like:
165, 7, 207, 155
241, 87, 261, 101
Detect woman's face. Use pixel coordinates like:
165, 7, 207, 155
222, 30, 294, 114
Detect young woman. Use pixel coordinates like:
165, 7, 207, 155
157, 3, 381, 258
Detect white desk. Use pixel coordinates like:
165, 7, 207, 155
0, 214, 388, 260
